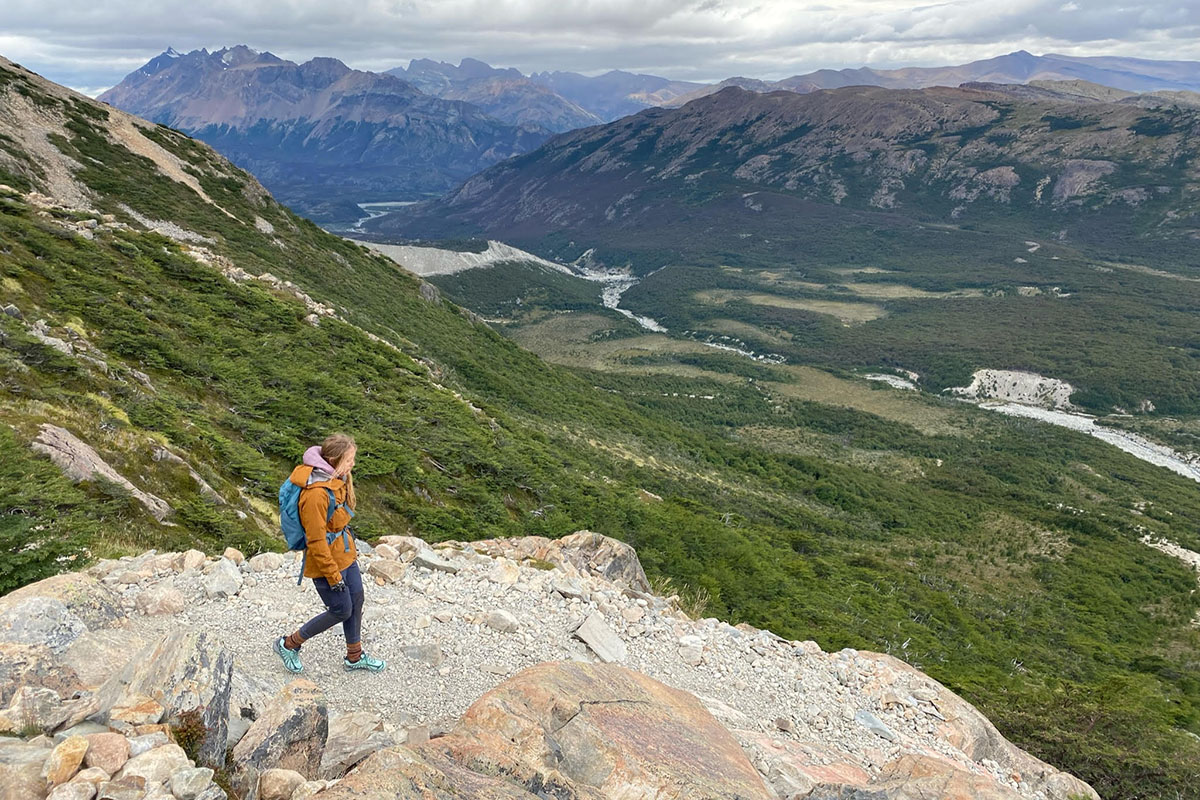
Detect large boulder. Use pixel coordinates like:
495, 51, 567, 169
231, 679, 327, 800
427, 661, 773, 799
91, 631, 232, 767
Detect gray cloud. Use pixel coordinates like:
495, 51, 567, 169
2, 0, 1197, 93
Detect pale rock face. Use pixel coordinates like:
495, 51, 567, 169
30, 424, 171, 521
425, 661, 774, 799
0, 686, 70, 735
365, 560, 406, 585
222, 548, 244, 565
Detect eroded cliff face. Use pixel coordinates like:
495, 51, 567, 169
0, 532, 1097, 800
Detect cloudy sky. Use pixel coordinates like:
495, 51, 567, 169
3, 0, 1198, 95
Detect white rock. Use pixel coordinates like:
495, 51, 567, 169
573, 612, 626, 663
484, 610, 519, 633
203, 558, 243, 598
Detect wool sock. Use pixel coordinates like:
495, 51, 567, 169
284, 631, 306, 651
346, 641, 362, 663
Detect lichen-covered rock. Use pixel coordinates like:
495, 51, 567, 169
427, 661, 773, 799
92, 630, 232, 767
168, 766, 214, 800
231, 679, 327, 800
134, 584, 185, 616
464, 530, 651, 593
203, 558, 243, 598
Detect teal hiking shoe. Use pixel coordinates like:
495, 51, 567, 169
344, 652, 386, 672
274, 636, 303, 674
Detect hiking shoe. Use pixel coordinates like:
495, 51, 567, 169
274, 637, 303, 674
344, 652, 386, 672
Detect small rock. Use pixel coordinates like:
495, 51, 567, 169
42, 735, 90, 786
48, 782, 97, 800
487, 559, 521, 586
773, 717, 794, 733
203, 559, 243, 598
484, 610, 519, 633
432, 610, 454, 623
247, 553, 285, 573
413, 551, 458, 574
114, 743, 190, 785
1, 303, 22, 319
257, 768, 305, 800
96, 776, 146, 800
372, 544, 399, 560
573, 612, 626, 663
71, 766, 110, 785
679, 646, 704, 667
222, 548, 244, 565
411, 615, 431, 630
181, 550, 206, 571
365, 560, 406, 585
854, 709, 898, 743
402, 643, 444, 668
134, 584, 185, 616
83, 734, 129, 775
405, 725, 430, 746
480, 663, 509, 676
168, 767, 214, 800
550, 580, 587, 601
109, 695, 164, 726
621, 606, 645, 624
125, 732, 167, 758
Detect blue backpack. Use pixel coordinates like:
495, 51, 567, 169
278, 478, 355, 584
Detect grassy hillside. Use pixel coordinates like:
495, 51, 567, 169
1, 57, 1199, 797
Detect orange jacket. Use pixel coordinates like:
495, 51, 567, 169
288, 464, 357, 584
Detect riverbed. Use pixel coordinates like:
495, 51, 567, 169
981, 402, 1200, 483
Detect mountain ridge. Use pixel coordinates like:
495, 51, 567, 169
98, 47, 549, 222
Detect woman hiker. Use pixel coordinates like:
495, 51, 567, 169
274, 434, 386, 673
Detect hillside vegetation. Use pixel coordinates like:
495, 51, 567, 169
1, 57, 1199, 797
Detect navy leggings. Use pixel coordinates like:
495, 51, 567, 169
299, 561, 364, 645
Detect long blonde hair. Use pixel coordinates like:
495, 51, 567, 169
321, 433, 357, 510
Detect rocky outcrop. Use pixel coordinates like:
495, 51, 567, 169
463, 529, 652, 593
92, 630, 233, 766
0, 534, 1098, 800
31, 424, 171, 521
